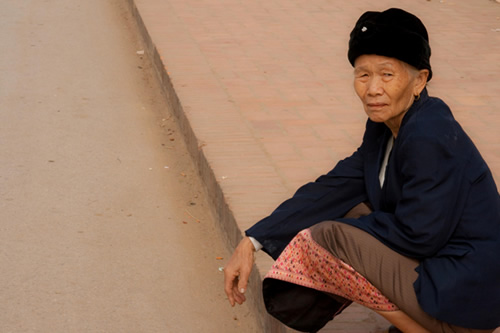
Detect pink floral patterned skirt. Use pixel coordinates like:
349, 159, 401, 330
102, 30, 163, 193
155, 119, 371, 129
265, 228, 398, 312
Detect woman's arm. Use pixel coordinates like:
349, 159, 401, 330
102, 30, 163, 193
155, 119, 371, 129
246, 148, 368, 259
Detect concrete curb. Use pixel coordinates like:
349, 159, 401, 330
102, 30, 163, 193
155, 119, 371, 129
123, 1, 286, 332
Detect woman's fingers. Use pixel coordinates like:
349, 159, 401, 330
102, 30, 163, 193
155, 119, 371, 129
232, 279, 247, 304
224, 267, 239, 306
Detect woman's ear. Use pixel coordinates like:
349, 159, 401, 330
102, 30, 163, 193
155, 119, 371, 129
414, 69, 429, 95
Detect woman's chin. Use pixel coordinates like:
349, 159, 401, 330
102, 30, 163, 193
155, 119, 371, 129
367, 115, 386, 123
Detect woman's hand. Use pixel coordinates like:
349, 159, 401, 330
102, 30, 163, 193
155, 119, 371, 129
223, 237, 255, 306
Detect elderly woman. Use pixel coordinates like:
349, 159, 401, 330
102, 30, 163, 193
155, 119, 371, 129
224, 8, 500, 333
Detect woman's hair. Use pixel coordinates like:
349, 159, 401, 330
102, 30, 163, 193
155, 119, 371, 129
403, 61, 422, 81
348, 8, 432, 81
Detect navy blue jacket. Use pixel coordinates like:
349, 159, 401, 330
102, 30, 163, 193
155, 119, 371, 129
246, 89, 500, 329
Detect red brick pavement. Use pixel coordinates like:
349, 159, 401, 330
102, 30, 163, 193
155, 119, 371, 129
126, 0, 500, 331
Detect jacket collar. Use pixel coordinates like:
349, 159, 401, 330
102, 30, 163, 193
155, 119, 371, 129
399, 87, 429, 129
363, 88, 430, 209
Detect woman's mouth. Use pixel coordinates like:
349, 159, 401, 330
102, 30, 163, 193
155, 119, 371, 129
367, 103, 387, 110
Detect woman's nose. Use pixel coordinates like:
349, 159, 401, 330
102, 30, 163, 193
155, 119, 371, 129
367, 77, 383, 96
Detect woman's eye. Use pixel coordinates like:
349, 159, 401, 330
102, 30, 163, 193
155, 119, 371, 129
383, 73, 393, 77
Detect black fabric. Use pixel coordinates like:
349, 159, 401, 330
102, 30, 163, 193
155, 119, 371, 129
348, 8, 433, 81
262, 277, 351, 333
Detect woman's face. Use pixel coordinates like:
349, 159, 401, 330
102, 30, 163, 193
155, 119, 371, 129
353, 55, 424, 136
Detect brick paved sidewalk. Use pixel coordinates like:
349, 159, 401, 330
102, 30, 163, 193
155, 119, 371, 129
125, 0, 500, 331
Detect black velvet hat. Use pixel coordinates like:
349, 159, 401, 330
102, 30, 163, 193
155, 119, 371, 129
348, 8, 433, 81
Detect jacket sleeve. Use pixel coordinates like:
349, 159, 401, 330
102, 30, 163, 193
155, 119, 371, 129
246, 148, 368, 259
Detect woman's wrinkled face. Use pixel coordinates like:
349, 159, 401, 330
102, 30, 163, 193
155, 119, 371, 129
353, 55, 419, 136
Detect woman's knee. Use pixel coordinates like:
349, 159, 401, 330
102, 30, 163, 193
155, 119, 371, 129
309, 221, 358, 262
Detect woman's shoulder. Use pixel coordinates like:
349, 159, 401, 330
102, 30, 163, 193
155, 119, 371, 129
399, 95, 482, 161
401, 94, 466, 143
410, 94, 453, 126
